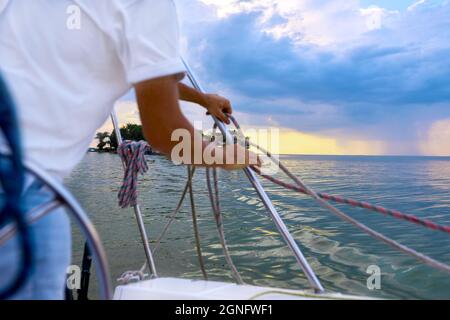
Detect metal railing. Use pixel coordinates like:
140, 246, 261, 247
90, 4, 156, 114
1, 61, 324, 298
110, 112, 158, 278
109, 58, 324, 293
181, 58, 324, 293
0, 161, 113, 300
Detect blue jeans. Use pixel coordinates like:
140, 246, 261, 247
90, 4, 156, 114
0, 176, 71, 300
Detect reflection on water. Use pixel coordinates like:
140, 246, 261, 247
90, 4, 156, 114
65, 154, 450, 299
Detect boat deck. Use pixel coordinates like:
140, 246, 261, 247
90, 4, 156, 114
113, 277, 372, 300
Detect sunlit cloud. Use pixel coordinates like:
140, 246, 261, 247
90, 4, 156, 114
92, 1, 450, 156
176, 0, 450, 156
408, 0, 427, 11
195, 0, 401, 47
242, 126, 386, 155
419, 118, 450, 156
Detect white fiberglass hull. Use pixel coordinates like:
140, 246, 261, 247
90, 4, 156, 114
113, 277, 373, 300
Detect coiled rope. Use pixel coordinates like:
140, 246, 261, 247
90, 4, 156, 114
227, 115, 450, 274
117, 150, 210, 282
117, 141, 150, 208
116, 112, 450, 283
117, 139, 242, 283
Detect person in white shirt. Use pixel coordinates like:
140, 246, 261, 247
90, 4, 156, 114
0, 0, 255, 299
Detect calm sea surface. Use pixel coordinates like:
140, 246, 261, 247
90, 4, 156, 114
65, 153, 450, 299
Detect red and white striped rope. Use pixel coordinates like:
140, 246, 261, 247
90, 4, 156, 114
251, 166, 450, 235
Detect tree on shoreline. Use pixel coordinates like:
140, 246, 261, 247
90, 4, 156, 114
108, 123, 146, 150
96, 123, 251, 153
95, 131, 111, 151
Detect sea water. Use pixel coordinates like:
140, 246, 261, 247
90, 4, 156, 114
66, 153, 450, 299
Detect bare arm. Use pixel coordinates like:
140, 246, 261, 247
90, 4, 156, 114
177, 82, 207, 106
135, 75, 257, 169
178, 83, 232, 124
135, 74, 195, 156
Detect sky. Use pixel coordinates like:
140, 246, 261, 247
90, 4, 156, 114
107, 0, 450, 156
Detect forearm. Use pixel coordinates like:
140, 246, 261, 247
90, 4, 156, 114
137, 79, 195, 155
135, 76, 250, 169
136, 77, 210, 165
141, 106, 229, 168
178, 82, 207, 108
178, 83, 233, 124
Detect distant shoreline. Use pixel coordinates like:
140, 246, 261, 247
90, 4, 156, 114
87, 150, 450, 159
278, 154, 450, 159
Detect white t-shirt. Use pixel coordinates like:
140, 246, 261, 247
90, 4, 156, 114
0, 0, 185, 178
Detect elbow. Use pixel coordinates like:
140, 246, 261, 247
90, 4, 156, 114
144, 131, 173, 157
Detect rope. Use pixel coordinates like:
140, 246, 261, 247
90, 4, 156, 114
117, 270, 146, 285
117, 141, 149, 208
138, 166, 196, 275
227, 115, 450, 274
252, 167, 450, 235
133, 165, 244, 284
229, 114, 450, 234
187, 165, 208, 280
206, 167, 244, 284
247, 290, 357, 300
115, 114, 450, 284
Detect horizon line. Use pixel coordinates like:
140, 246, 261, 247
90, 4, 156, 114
274, 153, 450, 158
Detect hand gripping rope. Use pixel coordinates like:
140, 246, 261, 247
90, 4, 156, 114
113, 87, 450, 289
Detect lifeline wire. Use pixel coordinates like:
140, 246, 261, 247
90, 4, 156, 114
206, 167, 244, 284
187, 165, 208, 280
136, 166, 196, 275
116, 110, 450, 286
228, 115, 450, 274
132, 156, 243, 283
252, 166, 450, 235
